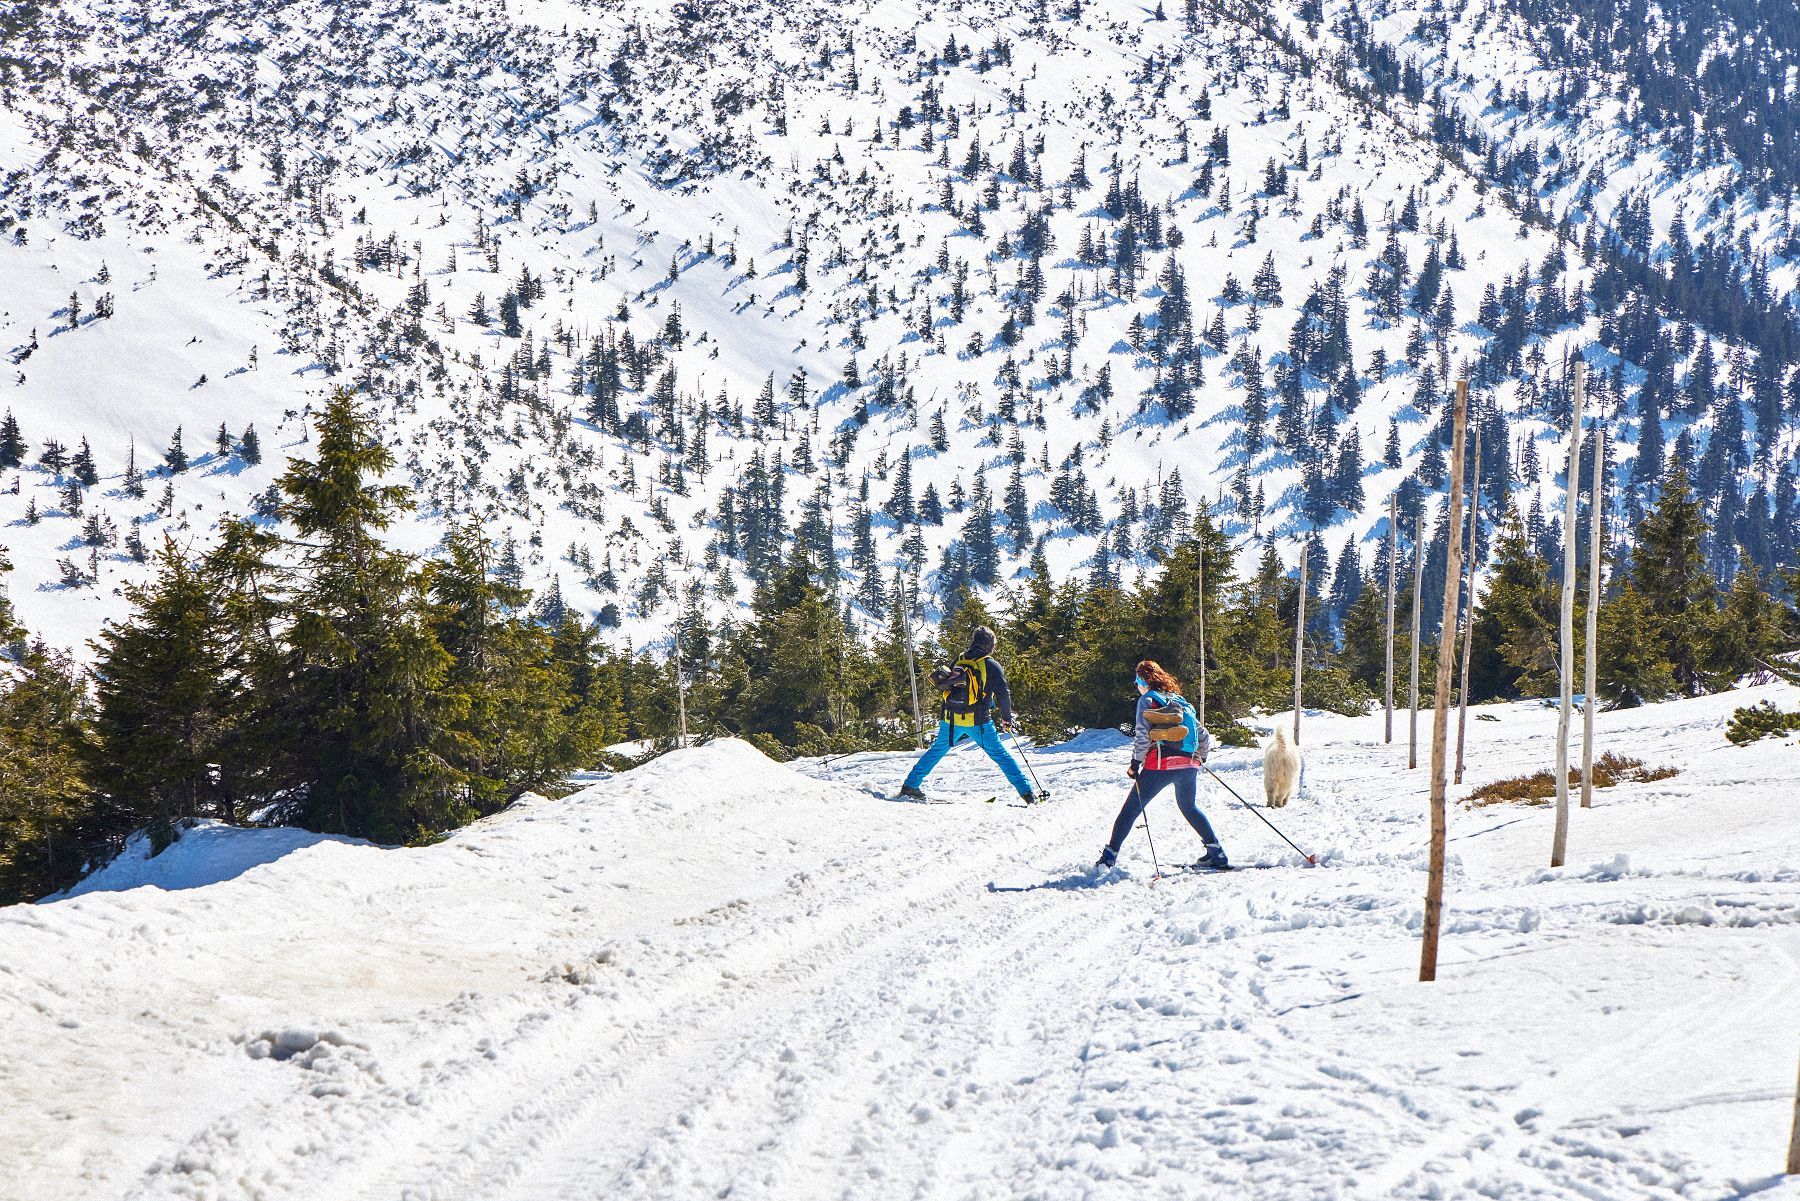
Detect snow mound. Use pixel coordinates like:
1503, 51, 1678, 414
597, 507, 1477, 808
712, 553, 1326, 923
54, 820, 369, 900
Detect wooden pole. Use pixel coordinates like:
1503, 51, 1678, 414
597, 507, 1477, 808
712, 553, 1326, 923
1408, 508, 1425, 770
1196, 509, 1208, 727
1421, 380, 1469, 983
902, 585, 925, 749
1455, 410, 1482, 785
673, 624, 690, 750
1552, 362, 1586, 868
1582, 423, 1604, 809
1787, 1044, 1800, 1175
1293, 544, 1307, 744
1385, 492, 1397, 744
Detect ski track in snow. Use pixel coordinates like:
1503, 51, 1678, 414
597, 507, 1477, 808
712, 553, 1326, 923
4, 688, 1800, 1201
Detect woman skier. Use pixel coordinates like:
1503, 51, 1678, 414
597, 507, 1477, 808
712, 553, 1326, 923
899, 625, 1040, 804
1096, 659, 1229, 871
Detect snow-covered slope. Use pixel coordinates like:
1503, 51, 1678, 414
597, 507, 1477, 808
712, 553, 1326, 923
5, 685, 1798, 1200
4, 0, 1795, 652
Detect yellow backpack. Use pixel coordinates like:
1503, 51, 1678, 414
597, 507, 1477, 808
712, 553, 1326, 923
936, 656, 990, 727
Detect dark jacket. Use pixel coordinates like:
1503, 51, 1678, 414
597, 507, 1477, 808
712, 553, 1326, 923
950, 652, 1014, 725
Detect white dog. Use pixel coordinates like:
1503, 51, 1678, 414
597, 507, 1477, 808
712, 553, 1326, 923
1263, 726, 1302, 808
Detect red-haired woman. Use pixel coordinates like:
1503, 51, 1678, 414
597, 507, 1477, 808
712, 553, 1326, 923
1096, 659, 1228, 871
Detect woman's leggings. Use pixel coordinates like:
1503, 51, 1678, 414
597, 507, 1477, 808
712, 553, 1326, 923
1107, 768, 1220, 854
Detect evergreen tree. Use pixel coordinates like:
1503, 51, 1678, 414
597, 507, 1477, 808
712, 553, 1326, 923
165, 426, 188, 474
1004, 462, 1031, 545
1475, 512, 1560, 696
239, 425, 262, 466
1595, 582, 1675, 707
0, 410, 23, 469
263, 389, 461, 841
122, 438, 145, 499
722, 546, 857, 745
71, 438, 99, 487
1631, 462, 1716, 694
1703, 553, 1788, 685
0, 645, 98, 903
964, 477, 1000, 585
428, 525, 604, 809
88, 538, 243, 846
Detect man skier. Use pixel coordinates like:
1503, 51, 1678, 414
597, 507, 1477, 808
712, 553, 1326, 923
1096, 659, 1229, 871
900, 625, 1041, 804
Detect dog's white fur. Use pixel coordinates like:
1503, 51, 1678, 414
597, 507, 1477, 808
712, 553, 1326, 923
1263, 726, 1302, 808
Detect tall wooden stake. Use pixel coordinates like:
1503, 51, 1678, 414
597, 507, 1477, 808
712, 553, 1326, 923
1421, 380, 1468, 983
1408, 508, 1425, 770
1552, 362, 1586, 868
1196, 510, 1208, 727
1455, 407, 1482, 785
1582, 423, 1605, 809
672, 624, 690, 750
1787, 1043, 1800, 1175
1293, 545, 1307, 744
902, 585, 925, 749
1385, 492, 1398, 744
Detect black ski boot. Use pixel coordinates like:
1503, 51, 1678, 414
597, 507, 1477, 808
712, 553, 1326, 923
1096, 845, 1119, 870
899, 785, 929, 802
1197, 844, 1230, 871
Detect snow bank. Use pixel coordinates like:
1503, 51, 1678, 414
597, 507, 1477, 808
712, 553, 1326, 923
54, 821, 371, 899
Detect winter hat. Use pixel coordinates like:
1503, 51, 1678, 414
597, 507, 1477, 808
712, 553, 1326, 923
967, 625, 997, 656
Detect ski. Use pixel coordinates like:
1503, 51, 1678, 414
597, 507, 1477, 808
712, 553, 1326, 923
1151, 862, 1284, 880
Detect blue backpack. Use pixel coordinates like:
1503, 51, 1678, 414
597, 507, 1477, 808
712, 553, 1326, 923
1145, 690, 1202, 757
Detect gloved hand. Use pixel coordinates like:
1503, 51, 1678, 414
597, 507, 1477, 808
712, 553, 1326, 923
1126, 761, 1140, 780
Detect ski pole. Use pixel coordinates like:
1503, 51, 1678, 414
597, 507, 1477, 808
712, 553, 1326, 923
1202, 763, 1318, 865
819, 747, 876, 766
1007, 727, 1047, 798
1132, 775, 1165, 880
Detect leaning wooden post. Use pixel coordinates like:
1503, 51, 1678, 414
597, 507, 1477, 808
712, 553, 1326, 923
1787, 1043, 1800, 1174
1552, 361, 1586, 868
1293, 545, 1307, 744
1421, 380, 1469, 983
1455, 401, 1482, 785
1408, 508, 1425, 770
1385, 492, 1398, 744
1581, 423, 1604, 808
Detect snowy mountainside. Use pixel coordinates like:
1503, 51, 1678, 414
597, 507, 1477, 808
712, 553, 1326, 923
4, 684, 1798, 1199
2, 0, 1796, 650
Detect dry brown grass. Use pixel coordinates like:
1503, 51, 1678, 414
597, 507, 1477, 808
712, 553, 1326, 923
1465, 752, 1679, 807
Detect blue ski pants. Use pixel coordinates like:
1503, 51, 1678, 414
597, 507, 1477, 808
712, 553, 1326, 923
1107, 768, 1220, 855
903, 719, 1033, 796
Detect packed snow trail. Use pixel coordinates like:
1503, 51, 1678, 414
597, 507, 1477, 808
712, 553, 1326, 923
3, 688, 1799, 1201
